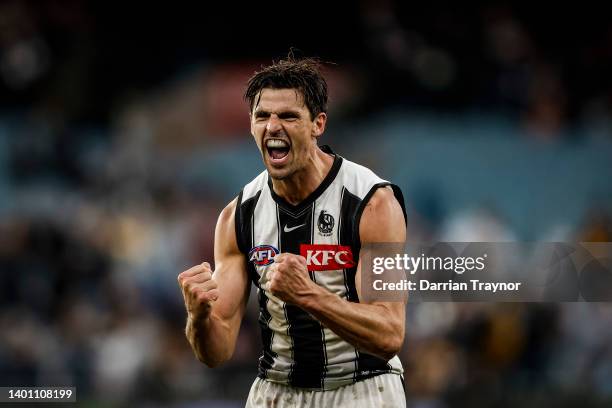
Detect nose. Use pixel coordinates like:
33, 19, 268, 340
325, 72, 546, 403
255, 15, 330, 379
266, 114, 282, 133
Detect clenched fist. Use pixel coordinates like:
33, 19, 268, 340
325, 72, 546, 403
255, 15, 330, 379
266, 253, 319, 306
178, 262, 219, 320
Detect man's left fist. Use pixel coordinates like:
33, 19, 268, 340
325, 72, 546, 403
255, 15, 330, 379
266, 253, 316, 305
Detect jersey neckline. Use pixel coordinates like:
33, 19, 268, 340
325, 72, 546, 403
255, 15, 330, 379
267, 145, 343, 214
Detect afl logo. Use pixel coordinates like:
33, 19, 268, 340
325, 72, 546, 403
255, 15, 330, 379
318, 210, 334, 235
249, 245, 279, 266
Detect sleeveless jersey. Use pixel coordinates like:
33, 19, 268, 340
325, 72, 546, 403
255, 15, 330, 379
234, 146, 406, 390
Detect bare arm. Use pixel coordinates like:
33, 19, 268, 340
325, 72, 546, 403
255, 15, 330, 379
178, 198, 249, 367
268, 187, 406, 360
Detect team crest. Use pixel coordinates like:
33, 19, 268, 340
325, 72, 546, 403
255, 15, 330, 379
249, 245, 279, 266
317, 210, 334, 236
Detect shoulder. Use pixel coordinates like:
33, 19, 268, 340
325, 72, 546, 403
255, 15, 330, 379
218, 197, 238, 226
364, 186, 398, 210
339, 158, 386, 198
241, 169, 268, 202
215, 197, 241, 256
216, 198, 238, 245
362, 187, 403, 223
359, 186, 406, 243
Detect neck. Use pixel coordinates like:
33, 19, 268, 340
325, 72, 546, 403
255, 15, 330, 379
271, 147, 334, 205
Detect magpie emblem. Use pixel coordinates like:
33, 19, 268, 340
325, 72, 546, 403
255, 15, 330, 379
317, 210, 334, 236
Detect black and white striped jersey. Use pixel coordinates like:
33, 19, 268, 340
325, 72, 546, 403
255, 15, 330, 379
234, 146, 406, 390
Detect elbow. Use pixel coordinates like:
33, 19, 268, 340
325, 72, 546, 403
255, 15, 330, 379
187, 335, 232, 368
195, 351, 229, 368
376, 326, 405, 361
378, 337, 403, 361
200, 357, 224, 369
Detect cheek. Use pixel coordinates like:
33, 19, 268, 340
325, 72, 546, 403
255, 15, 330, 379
294, 136, 311, 153
252, 130, 264, 150
291, 127, 309, 146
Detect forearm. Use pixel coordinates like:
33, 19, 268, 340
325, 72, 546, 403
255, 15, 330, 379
300, 288, 404, 361
185, 311, 236, 367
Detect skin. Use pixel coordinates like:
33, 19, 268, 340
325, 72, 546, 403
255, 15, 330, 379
250, 88, 332, 204
178, 88, 406, 366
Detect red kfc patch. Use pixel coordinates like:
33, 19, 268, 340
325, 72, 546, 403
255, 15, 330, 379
300, 244, 356, 271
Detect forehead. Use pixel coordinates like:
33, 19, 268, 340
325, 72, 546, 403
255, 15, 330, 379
253, 88, 306, 112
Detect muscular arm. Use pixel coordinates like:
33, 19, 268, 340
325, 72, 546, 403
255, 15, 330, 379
178, 198, 250, 367
268, 187, 406, 361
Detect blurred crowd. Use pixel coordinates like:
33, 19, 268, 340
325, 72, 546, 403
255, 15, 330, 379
1, 1, 611, 407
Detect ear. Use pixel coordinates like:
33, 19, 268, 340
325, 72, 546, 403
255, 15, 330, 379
312, 112, 327, 139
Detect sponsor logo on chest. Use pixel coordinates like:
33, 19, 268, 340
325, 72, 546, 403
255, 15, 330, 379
248, 244, 356, 271
300, 244, 356, 271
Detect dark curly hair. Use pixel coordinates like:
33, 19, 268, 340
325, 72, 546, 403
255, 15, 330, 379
244, 54, 328, 120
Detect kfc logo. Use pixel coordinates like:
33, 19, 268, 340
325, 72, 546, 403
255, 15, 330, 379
300, 244, 356, 271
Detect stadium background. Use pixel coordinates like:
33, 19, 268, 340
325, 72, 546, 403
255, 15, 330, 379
1, 1, 611, 407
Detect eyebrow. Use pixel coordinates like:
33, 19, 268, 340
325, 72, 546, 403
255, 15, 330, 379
253, 109, 301, 119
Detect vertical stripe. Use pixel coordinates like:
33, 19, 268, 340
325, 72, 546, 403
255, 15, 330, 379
237, 191, 262, 285
339, 188, 351, 299
278, 205, 326, 389
339, 188, 361, 302
277, 203, 293, 364
314, 203, 328, 386
338, 187, 361, 382
257, 289, 275, 377
236, 190, 261, 254
309, 204, 317, 282
249, 199, 275, 379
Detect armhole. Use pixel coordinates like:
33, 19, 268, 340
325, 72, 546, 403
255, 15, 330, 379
353, 182, 407, 250
390, 184, 408, 226
234, 190, 246, 254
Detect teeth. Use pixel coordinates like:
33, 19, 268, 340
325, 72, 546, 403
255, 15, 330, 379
266, 139, 289, 148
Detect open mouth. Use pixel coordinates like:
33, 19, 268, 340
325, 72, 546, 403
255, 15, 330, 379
265, 139, 290, 162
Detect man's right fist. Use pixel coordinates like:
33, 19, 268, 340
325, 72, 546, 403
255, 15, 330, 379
178, 262, 219, 319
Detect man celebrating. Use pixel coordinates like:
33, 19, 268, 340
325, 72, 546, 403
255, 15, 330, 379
178, 55, 407, 407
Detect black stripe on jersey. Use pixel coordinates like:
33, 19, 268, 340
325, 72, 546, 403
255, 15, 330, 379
235, 190, 262, 285
277, 204, 326, 389
235, 190, 262, 254
339, 187, 361, 382
309, 205, 316, 282
339, 187, 361, 302
389, 184, 408, 226
276, 204, 282, 253
338, 188, 347, 296
354, 353, 393, 382
257, 288, 276, 378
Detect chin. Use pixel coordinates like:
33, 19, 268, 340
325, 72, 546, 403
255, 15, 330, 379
266, 165, 293, 181
268, 170, 290, 181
